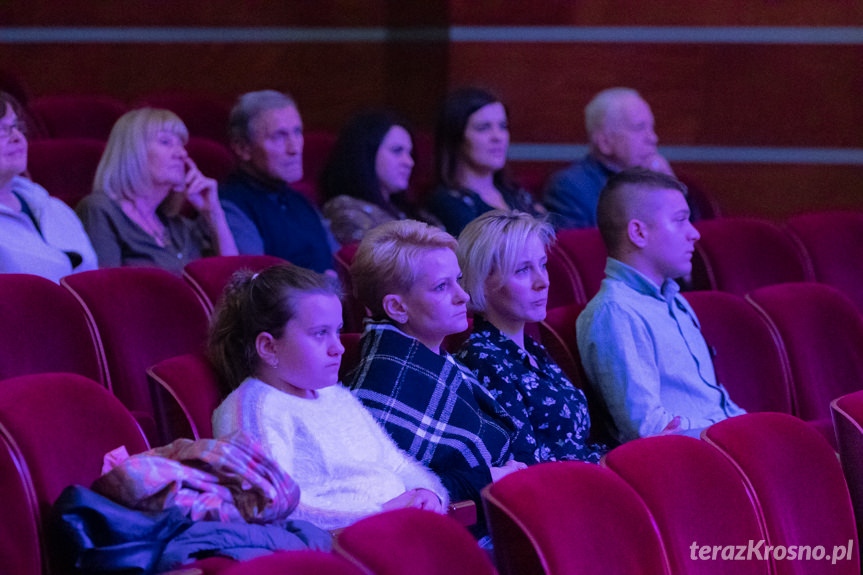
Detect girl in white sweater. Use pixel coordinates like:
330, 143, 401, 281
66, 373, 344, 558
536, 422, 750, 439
209, 264, 448, 531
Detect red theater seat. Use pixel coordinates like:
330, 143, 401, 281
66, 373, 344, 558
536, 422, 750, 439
29, 94, 127, 140
134, 92, 231, 143
746, 283, 863, 444
0, 429, 41, 575
703, 412, 858, 575
690, 218, 813, 295
483, 461, 670, 575
221, 551, 365, 575
183, 254, 287, 314
545, 243, 584, 308
603, 435, 768, 575
147, 352, 224, 441
553, 227, 608, 305
26, 138, 105, 208
831, 390, 863, 549
683, 290, 793, 415
335, 508, 497, 575
185, 136, 235, 182
0, 274, 102, 383
786, 211, 863, 314
295, 129, 337, 205
62, 268, 209, 444
538, 303, 617, 447
334, 242, 366, 333
0, 373, 149, 575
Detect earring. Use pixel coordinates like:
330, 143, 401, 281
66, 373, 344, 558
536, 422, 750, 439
270, 359, 279, 368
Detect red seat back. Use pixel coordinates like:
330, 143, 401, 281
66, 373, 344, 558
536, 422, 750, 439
147, 352, 224, 441
183, 254, 287, 313
0, 274, 102, 383
831, 390, 863, 551
0, 433, 41, 575
335, 508, 497, 575
786, 211, 863, 314
334, 242, 366, 333
703, 413, 858, 575
62, 268, 209, 442
185, 136, 235, 183
26, 138, 105, 208
295, 129, 337, 206
0, 373, 149, 574
134, 92, 231, 143
746, 283, 863, 441
683, 290, 793, 414
538, 303, 617, 447
221, 551, 365, 575
483, 461, 670, 575
691, 218, 813, 294
29, 94, 128, 139
545, 243, 585, 308
604, 435, 768, 575
554, 228, 608, 305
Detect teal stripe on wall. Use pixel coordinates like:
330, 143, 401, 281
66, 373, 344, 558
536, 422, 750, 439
508, 144, 863, 165
1, 26, 861, 44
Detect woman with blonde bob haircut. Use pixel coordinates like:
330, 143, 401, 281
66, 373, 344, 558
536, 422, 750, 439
77, 108, 236, 273
456, 209, 605, 463
346, 219, 534, 543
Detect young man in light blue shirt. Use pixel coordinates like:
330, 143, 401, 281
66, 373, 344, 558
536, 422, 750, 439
576, 168, 744, 443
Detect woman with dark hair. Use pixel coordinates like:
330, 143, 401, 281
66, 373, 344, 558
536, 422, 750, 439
320, 110, 438, 245
428, 87, 543, 236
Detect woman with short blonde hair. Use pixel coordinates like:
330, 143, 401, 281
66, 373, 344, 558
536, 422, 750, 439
351, 219, 457, 320
347, 219, 534, 543
456, 209, 606, 463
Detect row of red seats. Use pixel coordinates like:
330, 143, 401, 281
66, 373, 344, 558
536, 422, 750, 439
3, 240, 863, 448
547, 211, 863, 314
0, 373, 497, 575
488, 410, 861, 575
3, 371, 862, 574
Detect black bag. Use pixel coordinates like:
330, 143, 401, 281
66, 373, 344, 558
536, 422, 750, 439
52, 484, 193, 575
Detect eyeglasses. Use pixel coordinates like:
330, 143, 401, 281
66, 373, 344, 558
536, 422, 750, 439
0, 121, 26, 140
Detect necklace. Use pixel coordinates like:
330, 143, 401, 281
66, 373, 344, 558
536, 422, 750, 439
122, 200, 169, 247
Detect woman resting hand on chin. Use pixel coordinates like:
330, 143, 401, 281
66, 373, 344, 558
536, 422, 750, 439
77, 108, 237, 274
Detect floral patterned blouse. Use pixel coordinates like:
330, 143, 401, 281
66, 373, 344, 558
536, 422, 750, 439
456, 315, 605, 463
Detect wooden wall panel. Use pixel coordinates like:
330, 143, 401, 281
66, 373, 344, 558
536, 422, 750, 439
450, 1, 863, 26
2, 1, 860, 220
0, 1, 388, 26
674, 163, 863, 220
449, 42, 863, 147
1, 44, 391, 131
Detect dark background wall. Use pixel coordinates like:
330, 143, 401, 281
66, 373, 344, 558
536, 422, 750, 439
1, 1, 861, 218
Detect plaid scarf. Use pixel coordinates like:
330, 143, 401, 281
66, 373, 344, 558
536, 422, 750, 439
92, 431, 299, 524
347, 321, 518, 471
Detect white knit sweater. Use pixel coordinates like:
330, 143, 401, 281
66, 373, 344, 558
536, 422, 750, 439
212, 378, 449, 531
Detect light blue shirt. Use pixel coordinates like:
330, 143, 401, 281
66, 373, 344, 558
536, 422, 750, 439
576, 258, 745, 443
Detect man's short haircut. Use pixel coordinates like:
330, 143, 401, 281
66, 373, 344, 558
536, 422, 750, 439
351, 219, 458, 319
228, 90, 297, 146
596, 167, 688, 254
584, 87, 642, 140
457, 210, 555, 313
